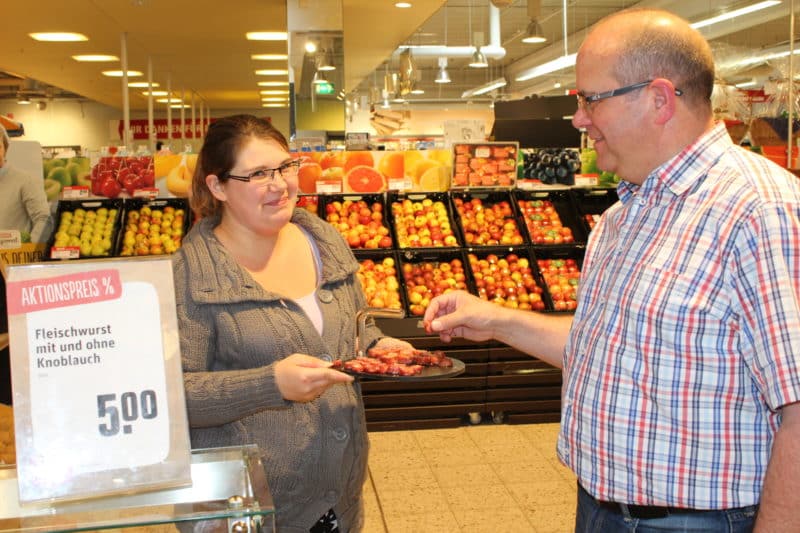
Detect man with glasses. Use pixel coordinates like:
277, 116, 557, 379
425, 8, 800, 532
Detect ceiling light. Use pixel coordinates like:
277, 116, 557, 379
142, 90, 169, 96
170, 104, 191, 109
72, 54, 119, 62
17, 95, 30, 105
469, 47, 489, 68
521, 19, 546, 44
258, 81, 289, 87
435, 57, 451, 84
735, 80, 758, 88
395, 2, 412, 7
102, 70, 143, 77
515, 53, 576, 82
251, 53, 288, 60
260, 90, 289, 95
262, 103, 288, 108
312, 71, 328, 85
246, 31, 288, 41
255, 69, 289, 76
29, 32, 88, 42
690, 1, 781, 30
316, 49, 336, 71
461, 77, 507, 98
304, 41, 318, 54
156, 98, 182, 103
410, 88, 425, 95
128, 81, 160, 88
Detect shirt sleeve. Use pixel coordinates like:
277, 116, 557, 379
21, 174, 53, 243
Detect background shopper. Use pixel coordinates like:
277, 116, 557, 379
173, 114, 411, 532
424, 8, 800, 532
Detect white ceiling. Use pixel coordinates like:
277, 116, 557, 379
0, 0, 796, 111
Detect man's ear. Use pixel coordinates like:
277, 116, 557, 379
649, 78, 678, 125
206, 174, 226, 201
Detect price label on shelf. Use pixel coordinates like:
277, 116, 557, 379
5, 258, 191, 503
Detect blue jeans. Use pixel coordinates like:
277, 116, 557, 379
576, 483, 758, 532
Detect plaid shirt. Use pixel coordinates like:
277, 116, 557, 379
559, 122, 800, 509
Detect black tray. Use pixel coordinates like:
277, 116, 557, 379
339, 357, 466, 381
387, 191, 463, 249
569, 187, 619, 236
449, 189, 526, 247
317, 192, 393, 250
512, 189, 587, 245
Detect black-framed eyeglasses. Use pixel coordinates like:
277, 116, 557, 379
223, 159, 301, 186
576, 80, 683, 112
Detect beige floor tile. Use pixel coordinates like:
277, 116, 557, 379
527, 502, 577, 533
418, 442, 487, 467
431, 462, 502, 488
441, 483, 515, 511
382, 509, 461, 533
465, 424, 531, 449
369, 447, 429, 471
363, 513, 388, 533
412, 427, 475, 450
453, 505, 534, 533
507, 478, 577, 509
490, 459, 564, 486
369, 465, 439, 495
378, 486, 450, 519
369, 430, 423, 454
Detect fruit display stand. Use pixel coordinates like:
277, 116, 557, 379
45, 199, 124, 260
513, 189, 587, 246
569, 187, 619, 236
387, 191, 463, 249
450, 190, 526, 247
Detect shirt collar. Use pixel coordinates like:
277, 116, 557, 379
618, 122, 731, 204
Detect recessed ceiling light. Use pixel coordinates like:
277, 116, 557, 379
102, 70, 143, 77
128, 81, 160, 88
30, 32, 88, 42
156, 98, 183, 103
395, 2, 412, 8
170, 104, 191, 108
255, 69, 288, 76
304, 41, 318, 54
251, 54, 288, 60
142, 90, 169, 96
262, 103, 288, 108
246, 31, 288, 41
72, 54, 119, 62
258, 81, 290, 87
259, 90, 289, 95
261, 97, 288, 102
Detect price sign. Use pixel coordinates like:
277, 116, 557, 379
5, 258, 191, 503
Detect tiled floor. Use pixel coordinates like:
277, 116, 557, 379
363, 422, 577, 533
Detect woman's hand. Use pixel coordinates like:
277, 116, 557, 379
274, 353, 353, 402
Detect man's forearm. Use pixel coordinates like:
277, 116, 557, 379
755, 402, 800, 531
491, 309, 572, 369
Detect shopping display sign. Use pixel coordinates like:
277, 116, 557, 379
5, 258, 191, 503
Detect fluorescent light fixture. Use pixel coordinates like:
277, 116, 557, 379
258, 81, 289, 87
261, 97, 288, 102
246, 31, 288, 41
462, 77, 507, 98
251, 53, 288, 60
102, 70, 143, 77
395, 2, 412, 7
515, 53, 576, 82
156, 98, 182, 103
317, 49, 336, 71
170, 104, 191, 108
29, 32, 88, 42
469, 47, 489, 68
262, 103, 288, 107
142, 90, 169, 96
255, 69, 289, 76
72, 54, 118, 62
312, 71, 328, 85
521, 19, 547, 44
128, 81, 160, 88
17, 95, 30, 104
410, 88, 425, 95
690, 1, 781, 30
260, 90, 289, 95
735, 80, 758, 88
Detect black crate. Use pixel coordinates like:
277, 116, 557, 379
387, 191, 463, 249
512, 189, 587, 246
47, 198, 124, 260
397, 248, 472, 317
116, 197, 191, 257
317, 193, 394, 250
353, 248, 407, 316
530, 246, 585, 313
570, 187, 619, 236
464, 246, 552, 312
449, 190, 526, 247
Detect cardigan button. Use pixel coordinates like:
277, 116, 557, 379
325, 490, 338, 503
320, 354, 332, 362
332, 428, 348, 441
318, 289, 333, 303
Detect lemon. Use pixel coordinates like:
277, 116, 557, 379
418, 165, 450, 191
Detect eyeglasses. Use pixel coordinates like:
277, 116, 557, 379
224, 159, 301, 186
576, 80, 683, 112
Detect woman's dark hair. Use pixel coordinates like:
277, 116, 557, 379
190, 114, 289, 218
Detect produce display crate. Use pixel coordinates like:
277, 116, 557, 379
353, 248, 407, 314
513, 189, 587, 246
116, 197, 191, 257
464, 246, 552, 312
296, 194, 320, 217
387, 191, 463, 249
317, 193, 394, 250
570, 187, 618, 236
396, 248, 473, 317
530, 245, 585, 313
46, 198, 124, 260
449, 190, 526, 247
451, 142, 518, 189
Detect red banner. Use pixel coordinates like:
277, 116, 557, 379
117, 118, 211, 140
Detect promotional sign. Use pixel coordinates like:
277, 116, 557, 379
5, 258, 191, 503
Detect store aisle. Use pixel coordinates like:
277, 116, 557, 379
363, 422, 576, 533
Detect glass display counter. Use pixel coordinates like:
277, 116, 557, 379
0, 445, 274, 532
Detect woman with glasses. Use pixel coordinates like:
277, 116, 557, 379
173, 114, 411, 532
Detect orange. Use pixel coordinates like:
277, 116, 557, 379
376, 152, 404, 179
345, 165, 387, 193
320, 151, 346, 169
298, 162, 323, 193
344, 151, 375, 172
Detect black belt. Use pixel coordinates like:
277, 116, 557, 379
579, 484, 706, 519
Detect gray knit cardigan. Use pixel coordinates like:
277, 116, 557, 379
172, 208, 383, 532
